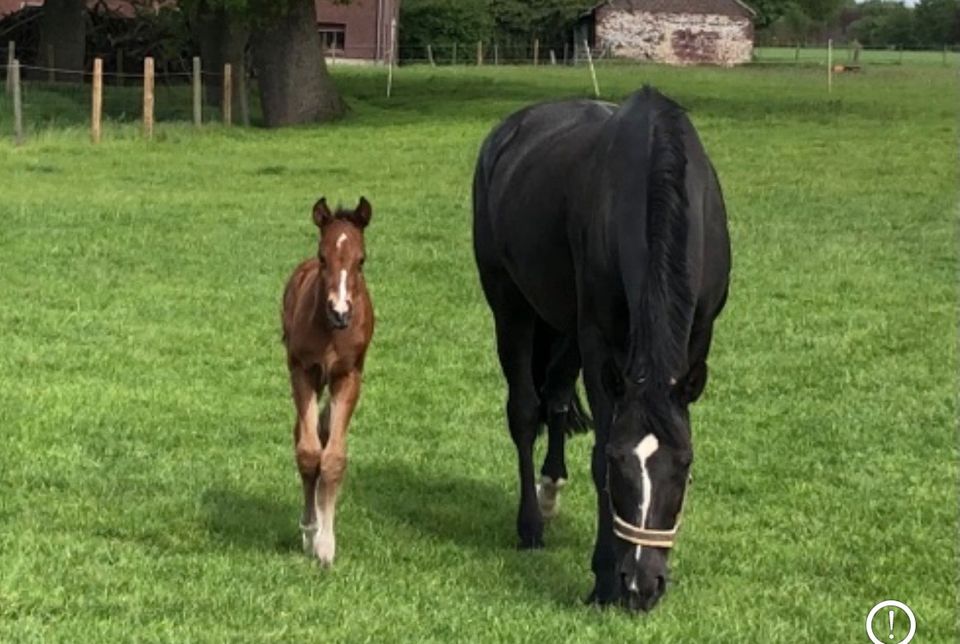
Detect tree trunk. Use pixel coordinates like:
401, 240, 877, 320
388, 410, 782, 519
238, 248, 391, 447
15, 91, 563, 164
40, 0, 85, 82
251, 0, 345, 128
196, 6, 248, 109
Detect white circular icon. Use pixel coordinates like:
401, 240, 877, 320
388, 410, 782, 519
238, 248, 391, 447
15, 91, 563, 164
865, 600, 916, 644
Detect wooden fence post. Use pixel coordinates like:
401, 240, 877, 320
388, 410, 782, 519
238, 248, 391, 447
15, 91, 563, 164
427, 44, 435, 66
477, 41, 483, 66
550, 49, 556, 65
533, 38, 539, 66
192, 56, 201, 127
827, 39, 832, 93
452, 42, 458, 65
583, 39, 599, 98
91, 57, 103, 144
6, 41, 14, 95
143, 57, 154, 139
494, 43, 499, 66
12, 58, 22, 145
223, 63, 232, 125
563, 42, 569, 65
47, 45, 55, 82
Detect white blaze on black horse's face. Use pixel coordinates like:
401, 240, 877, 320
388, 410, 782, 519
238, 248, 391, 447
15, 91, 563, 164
605, 384, 693, 612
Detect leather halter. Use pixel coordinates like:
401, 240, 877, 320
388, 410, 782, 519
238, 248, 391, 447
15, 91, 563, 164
608, 475, 690, 549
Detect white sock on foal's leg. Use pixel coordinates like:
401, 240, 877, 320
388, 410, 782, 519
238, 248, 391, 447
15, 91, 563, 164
300, 521, 319, 555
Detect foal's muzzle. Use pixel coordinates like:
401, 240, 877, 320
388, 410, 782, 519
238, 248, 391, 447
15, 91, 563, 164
326, 301, 352, 329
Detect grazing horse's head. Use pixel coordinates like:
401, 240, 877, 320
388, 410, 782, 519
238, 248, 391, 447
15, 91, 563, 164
603, 364, 705, 612
312, 197, 372, 329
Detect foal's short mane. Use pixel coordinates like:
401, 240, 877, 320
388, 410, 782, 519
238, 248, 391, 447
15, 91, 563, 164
330, 207, 368, 230
614, 87, 694, 417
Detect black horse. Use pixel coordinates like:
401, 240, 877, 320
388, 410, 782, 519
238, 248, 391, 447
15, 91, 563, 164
472, 86, 730, 611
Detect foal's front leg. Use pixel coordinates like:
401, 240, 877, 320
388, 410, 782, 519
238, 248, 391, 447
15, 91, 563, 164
290, 365, 322, 555
314, 369, 361, 567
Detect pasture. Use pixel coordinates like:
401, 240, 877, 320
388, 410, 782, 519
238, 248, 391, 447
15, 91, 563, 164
0, 61, 957, 642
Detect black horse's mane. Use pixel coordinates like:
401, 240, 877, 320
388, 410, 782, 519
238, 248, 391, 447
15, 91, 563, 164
614, 87, 695, 433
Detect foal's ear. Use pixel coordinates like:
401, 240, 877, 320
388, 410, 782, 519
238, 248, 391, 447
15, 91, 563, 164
312, 197, 334, 228
354, 197, 372, 228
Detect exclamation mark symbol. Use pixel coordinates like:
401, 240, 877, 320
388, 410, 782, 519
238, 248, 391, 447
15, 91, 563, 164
888, 609, 895, 639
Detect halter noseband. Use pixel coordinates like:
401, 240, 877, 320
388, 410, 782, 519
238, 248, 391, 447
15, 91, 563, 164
608, 474, 690, 550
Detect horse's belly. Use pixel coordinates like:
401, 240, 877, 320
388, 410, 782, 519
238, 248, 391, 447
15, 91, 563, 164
498, 213, 578, 332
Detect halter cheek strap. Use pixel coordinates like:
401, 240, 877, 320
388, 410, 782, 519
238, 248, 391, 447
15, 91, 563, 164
608, 475, 689, 550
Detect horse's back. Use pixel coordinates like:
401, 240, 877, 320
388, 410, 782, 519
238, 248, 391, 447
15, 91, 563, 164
473, 99, 615, 330
281, 258, 320, 348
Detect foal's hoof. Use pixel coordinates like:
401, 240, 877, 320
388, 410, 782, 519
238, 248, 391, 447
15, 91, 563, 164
300, 522, 319, 555
536, 476, 567, 520
313, 533, 336, 568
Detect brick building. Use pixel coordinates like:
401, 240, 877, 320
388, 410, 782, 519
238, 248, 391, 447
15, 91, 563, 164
579, 0, 755, 66
315, 0, 400, 63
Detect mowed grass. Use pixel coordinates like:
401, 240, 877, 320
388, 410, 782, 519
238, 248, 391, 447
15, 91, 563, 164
0, 62, 956, 642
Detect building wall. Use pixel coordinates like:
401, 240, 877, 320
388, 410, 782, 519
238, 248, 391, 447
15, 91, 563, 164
315, 0, 399, 62
596, 6, 752, 66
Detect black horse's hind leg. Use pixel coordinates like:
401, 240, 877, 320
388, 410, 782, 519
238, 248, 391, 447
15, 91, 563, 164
536, 331, 582, 520
488, 284, 546, 549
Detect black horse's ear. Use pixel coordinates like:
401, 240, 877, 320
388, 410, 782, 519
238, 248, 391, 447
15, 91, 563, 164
313, 198, 333, 228
354, 197, 372, 228
601, 360, 625, 399
677, 361, 708, 405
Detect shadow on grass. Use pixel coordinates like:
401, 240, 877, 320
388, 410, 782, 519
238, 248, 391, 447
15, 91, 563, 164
350, 458, 591, 607
201, 488, 299, 553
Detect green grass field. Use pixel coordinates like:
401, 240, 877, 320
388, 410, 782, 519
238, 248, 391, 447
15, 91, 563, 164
0, 62, 957, 642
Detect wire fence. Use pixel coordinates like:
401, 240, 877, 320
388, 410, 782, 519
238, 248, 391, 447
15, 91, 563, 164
2, 42, 955, 146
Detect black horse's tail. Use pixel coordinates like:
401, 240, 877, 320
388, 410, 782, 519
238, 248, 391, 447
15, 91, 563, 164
611, 86, 694, 386
532, 319, 593, 436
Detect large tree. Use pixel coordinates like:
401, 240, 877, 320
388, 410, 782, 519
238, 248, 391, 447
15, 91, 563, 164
40, 0, 86, 81
186, 0, 345, 127
192, 2, 249, 109
915, 0, 960, 46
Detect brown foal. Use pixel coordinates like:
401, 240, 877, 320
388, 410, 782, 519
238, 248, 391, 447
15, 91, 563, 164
281, 197, 374, 566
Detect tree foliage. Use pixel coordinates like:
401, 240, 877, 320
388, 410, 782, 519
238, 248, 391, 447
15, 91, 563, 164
399, 0, 594, 57
914, 0, 960, 45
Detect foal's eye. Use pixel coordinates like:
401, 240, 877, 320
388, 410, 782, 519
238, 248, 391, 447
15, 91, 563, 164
319, 256, 327, 268
358, 257, 366, 270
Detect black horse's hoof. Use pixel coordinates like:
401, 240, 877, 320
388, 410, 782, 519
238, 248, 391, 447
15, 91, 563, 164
584, 582, 619, 607
517, 534, 545, 550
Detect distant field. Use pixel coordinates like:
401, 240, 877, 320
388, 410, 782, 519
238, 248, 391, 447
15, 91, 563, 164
754, 45, 960, 66
0, 62, 957, 642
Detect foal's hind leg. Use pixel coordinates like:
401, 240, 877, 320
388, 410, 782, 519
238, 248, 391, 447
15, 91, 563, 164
289, 364, 322, 555
313, 369, 361, 567
537, 333, 582, 520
